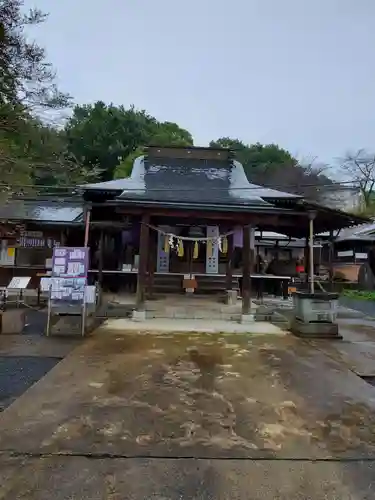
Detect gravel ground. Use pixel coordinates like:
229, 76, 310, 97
22, 310, 47, 335
0, 356, 61, 411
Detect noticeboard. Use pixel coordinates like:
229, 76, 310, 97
50, 247, 89, 302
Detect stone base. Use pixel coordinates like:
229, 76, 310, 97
0, 310, 26, 334
226, 289, 238, 305
240, 313, 255, 324
291, 319, 342, 339
132, 310, 146, 322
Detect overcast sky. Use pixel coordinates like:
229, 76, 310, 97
25, 0, 375, 164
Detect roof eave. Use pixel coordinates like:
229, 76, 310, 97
100, 198, 295, 214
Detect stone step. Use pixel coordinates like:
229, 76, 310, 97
146, 310, 242, 321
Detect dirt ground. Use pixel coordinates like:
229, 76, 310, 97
1, 325, 375, 498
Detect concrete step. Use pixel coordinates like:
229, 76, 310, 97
146, 309, 242, 321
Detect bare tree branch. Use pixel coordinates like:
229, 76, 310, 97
340, 149, 375, 208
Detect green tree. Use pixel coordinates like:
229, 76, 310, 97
0, 0, 72, 194
0, 0, 70, 110
210, 138, 297, 177
114, 121, 194, 178
28, 120, 101, 190
150, 121, 193, 147
65, 101, 157, 181
65, 100, 194, 181
210, 138, 331, 200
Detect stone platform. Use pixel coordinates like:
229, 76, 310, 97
144, 295, 252, 321
98, 317, 285, 335
101, 293, 258, 322
290, 318, 342, 339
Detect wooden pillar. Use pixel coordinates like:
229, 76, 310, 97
98, 229, 104, 287
136, 214, 150, 310
60, 229, 67, 246
304, 237, 309, 285
147, 229, 156, 299
275, 240, 279, 259
328, 230, 334, 289
84, 208, 91, 247
242, 225, 252, 314
309, 214, 315, 294
226, 233, 234, 290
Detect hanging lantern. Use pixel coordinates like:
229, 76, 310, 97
177, 239, 184, 257
193, 240, 199, 259
164, 234, 169, 253
222, 236, 228, 254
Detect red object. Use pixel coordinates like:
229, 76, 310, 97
296, 265, 304, 273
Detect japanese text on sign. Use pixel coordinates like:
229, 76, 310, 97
51, 247, 89, 302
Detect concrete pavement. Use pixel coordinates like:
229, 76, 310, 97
1, 323, 375, 497
1, 455, 375, 499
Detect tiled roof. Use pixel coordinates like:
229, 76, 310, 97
317, 221, 375, 241
335, 222, 375, 242
0, 200, 84, 223
83, 156, 300, 209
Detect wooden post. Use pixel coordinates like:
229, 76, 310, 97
309, 214, 315, 294
84, 208, 91, 247
275, 240, 279, 260
328, 230, 334, 290
147, 229, 156, 299
136, 214, 150, 310
304, 236, 309, 285
226, 233, 234, 290
98, 229, 104, 287
242, 225, 252, 315
60, 229, 66, 246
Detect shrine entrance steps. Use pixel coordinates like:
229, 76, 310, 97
144, 295, 244, 321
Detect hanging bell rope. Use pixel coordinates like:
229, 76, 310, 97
193, 240, 199, 259
207, 239, 213, 258
222, 236, 228, 255
163, 234, 169, 253
177, 239, 184, 257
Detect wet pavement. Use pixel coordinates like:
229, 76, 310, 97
1, 320, 375, 497
1, 455, 375, 499
0, 356, 61, 411
0, 333, 82, 413
3, 330, 375, 459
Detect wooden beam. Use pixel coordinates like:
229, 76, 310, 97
114, 207, 308, 226
136, 214, 150, 310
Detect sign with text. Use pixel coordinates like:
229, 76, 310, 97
51, 247, 89, 302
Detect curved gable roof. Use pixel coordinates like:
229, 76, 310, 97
83, 155, 300, 209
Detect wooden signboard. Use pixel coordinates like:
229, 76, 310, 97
183, 277, 197, 289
